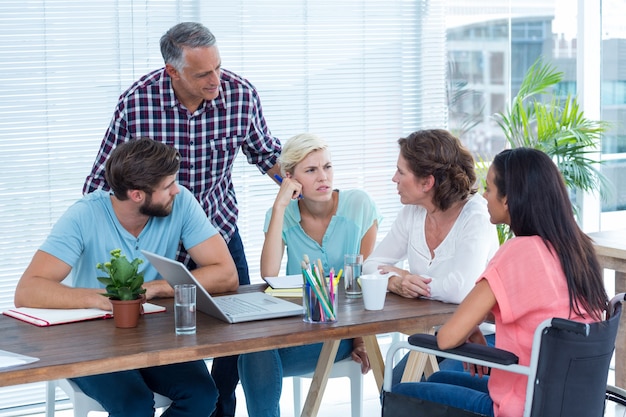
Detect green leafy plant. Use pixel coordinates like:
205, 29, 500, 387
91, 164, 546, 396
493, 57, 613, 202
476, 57, 614, 245
96, 249, 146, 301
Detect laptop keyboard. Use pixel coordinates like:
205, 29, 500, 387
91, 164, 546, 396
216, 296, 268, 315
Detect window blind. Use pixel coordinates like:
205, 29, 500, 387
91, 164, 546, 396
211, 0, 448, 279
0, 0, 446, 412
0, 1, 197, 411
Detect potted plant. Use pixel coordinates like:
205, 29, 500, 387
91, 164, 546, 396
97, 249, 146, 328
489, 57, 613, 243
494, 58, 612, 201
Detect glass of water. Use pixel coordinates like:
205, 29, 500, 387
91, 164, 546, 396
344, 254, 363, 298
174, 284, 196, 335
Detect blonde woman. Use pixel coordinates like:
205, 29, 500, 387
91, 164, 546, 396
238, 133, 381, 417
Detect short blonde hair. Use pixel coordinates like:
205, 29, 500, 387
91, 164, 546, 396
279, 133, 329, 176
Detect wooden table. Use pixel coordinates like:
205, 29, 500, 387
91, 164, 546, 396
589, 230, 626, 388
0, 285, 456, 416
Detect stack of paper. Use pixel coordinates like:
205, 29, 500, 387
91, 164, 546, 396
263, 274, 303, 298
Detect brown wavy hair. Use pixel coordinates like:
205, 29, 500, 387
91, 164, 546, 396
398, 129, 477, 211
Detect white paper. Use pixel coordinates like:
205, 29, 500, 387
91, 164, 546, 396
0, 350, 39, 369
262, 274, 304, 289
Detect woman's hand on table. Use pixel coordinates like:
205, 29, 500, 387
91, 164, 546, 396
378, 265, 432, 299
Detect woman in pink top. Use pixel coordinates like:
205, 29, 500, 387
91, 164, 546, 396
391, 147, 608, 417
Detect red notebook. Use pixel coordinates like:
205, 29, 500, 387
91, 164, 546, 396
3, 302, 166, 327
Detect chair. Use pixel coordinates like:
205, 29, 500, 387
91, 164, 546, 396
292, 357, 363, 417
45, 378, 172, 417
382, 293, 626, 417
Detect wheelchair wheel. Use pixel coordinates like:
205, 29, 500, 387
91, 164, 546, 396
605, 384, 626, 416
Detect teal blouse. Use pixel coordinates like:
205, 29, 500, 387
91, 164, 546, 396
264, 189, 381, 275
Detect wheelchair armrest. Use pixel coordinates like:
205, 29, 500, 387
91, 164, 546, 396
550, 318, 589, 336
407, 334, 519, 366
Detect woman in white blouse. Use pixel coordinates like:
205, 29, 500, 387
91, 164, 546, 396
363, 129, 499, 304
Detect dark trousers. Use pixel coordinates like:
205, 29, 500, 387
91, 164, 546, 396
70, 360, 217, 417
211, 227, 250, 417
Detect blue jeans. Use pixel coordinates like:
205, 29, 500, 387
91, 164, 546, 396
228, 226, 250, 286
70, 360, 217, 417
392, 371, 494, 416
238, 339, 354, 417
211, 227, 250, 417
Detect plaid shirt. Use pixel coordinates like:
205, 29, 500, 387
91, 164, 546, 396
84, 68, 281, 243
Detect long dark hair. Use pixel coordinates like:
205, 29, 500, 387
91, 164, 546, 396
492, 148, 607, 320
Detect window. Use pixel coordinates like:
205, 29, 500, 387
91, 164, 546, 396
600, 1, 626, 225
0, 0, 446, 411
490, 52, 505, 85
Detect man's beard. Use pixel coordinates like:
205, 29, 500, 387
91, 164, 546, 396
139, 194, 173, 217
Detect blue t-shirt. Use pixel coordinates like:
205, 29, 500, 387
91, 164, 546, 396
264, 189, 381, 275
39, 187, 217, 288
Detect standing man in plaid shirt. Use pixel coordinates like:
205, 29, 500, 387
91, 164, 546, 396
83, 22, 282, 417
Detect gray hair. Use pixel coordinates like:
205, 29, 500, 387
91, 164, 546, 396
160, 22, 216, 71
278, 133, 329, 176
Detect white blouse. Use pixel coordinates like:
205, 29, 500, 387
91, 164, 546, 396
363, 194, 499, 304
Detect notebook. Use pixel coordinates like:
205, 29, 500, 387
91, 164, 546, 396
142, 250, 302, 323
3, 303, 165, 327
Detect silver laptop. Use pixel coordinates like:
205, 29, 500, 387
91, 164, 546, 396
142, 250, 302, 323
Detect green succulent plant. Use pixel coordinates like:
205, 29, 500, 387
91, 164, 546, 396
96, 249, 146, 301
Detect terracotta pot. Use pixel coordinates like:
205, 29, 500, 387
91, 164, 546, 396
110, 298, 142, 328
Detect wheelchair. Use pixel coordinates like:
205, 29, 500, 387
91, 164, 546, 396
382, 293, 626, 417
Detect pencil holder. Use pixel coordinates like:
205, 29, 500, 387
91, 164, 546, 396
303, 282, 338, 323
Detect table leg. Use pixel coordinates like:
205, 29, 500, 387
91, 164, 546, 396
363, 335, 384, 390
400, 350, 439, 382
616, 271, 626, 388
400, 327, 439, 382
300, 339, 341, 417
